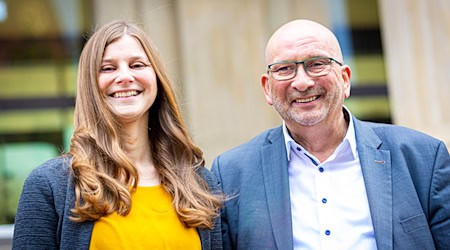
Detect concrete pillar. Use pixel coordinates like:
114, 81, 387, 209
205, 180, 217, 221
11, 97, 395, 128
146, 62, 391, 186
378, 0, 450, 145
175, 0, 278, 165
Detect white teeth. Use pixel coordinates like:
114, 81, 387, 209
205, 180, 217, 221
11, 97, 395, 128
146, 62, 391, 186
113, 90, 138, 98
295, 96, 318, 103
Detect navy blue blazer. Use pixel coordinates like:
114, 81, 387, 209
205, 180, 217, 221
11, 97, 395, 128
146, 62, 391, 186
212, 118, 450, 250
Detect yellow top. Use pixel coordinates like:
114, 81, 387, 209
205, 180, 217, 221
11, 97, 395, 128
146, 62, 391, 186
89, 185, 201, 250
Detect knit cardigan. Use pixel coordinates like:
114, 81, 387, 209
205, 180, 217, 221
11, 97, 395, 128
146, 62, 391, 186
12, 156, 222, 250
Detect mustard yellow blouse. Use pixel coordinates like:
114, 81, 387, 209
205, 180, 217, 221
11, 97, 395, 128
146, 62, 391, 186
89, 185, 201, 249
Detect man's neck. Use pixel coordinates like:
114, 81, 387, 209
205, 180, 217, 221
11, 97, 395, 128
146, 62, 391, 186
287, 110, 349, 163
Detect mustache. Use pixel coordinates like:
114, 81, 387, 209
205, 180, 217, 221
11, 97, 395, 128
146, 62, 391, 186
287, 86, 325, 99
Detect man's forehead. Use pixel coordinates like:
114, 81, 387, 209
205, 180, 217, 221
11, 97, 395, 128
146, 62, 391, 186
276, 20, 331, 38
267, 38, 331, 62
266, 25, 340, 63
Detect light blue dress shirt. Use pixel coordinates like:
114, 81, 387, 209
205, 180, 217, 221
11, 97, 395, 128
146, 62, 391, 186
283, 108, 377, 250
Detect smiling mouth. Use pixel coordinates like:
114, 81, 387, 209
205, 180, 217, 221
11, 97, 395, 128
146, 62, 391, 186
111, 90, 141, 98
294, 96, 319, 103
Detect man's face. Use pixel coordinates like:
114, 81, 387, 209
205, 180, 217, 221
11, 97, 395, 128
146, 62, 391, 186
262, 34, 350, 128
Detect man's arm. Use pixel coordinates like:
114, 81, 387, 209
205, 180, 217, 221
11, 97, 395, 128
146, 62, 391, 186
429, 141, 450, 249
211, 156, 233, 250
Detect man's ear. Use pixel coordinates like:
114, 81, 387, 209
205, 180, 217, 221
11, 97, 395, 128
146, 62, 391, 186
261, 74, 273, 105
342, 65, 351, 99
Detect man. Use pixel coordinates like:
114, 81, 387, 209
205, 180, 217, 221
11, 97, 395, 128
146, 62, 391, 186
211, 19, 450, 250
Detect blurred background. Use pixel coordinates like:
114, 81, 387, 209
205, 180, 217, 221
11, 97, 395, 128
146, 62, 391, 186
0, 0, 449, 247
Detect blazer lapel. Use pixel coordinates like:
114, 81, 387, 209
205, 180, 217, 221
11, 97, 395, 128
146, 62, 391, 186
198, 228, 210, 250
354, 119, 393, 250
261, 127, 293, 250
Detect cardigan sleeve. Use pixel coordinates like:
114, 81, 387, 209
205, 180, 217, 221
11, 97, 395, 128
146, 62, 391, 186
12, 157, 70, 250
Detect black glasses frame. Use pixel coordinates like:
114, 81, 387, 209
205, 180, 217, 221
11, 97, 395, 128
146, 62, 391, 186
267, 57, 343, 80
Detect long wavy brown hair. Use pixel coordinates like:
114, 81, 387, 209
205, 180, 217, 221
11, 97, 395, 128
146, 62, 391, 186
68, 20, 221, 229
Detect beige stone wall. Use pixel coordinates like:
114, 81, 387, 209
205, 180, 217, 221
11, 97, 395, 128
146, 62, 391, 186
175, 1, 278, 164
378, 0, 450, 146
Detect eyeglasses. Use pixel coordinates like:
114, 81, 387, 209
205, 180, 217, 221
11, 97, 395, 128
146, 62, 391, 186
267, 57, 343, 81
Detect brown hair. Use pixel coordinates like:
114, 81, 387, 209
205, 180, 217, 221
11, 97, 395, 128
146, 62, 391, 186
69, 20, 221, 229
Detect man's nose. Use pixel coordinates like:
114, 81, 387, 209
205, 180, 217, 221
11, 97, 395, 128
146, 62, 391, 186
290, 65, 314, 91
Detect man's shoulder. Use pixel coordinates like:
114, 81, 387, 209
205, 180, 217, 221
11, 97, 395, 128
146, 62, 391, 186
195, 166, 219, 189
355, 119, 443, 147
211, 126, 283, 170
219, 126, 282, 157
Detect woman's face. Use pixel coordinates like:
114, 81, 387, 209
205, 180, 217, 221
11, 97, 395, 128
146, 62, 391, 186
98, 34, 157, 124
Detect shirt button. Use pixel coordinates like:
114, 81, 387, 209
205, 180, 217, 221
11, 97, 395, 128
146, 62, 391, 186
322, 198, 327, 203
319, 167, 324, 172
325, 230, 331, 235
296, 147, 301, 151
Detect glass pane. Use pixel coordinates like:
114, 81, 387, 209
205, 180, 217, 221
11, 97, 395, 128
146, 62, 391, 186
340, 0, 391, 123
0, 0, 91, 227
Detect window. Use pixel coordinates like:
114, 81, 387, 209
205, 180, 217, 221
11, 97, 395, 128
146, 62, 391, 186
340, 0, 391, 123
0, 0, 92, 225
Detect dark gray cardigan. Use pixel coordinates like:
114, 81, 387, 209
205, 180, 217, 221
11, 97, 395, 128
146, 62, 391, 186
12, 156, 222, 249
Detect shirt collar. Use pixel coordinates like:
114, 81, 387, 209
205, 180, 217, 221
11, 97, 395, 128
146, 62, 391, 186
282, 106, 358, 161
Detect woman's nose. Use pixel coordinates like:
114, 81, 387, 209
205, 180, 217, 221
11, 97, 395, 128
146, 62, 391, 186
114, 67, 134, 84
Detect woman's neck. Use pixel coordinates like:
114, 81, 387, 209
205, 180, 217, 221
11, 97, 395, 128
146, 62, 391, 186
120, 119, 160, 186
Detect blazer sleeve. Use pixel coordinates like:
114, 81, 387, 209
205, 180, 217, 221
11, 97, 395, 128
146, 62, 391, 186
429, 141, 450, 249
196, 166, 223, 250
211, 156, 233, 250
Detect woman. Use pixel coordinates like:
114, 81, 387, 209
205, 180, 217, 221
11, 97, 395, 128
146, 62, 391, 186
12, 20, 222, 249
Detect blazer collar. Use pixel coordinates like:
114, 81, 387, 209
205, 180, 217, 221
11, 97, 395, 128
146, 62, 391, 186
353, 118, 393, 250
261, 126, 294, 249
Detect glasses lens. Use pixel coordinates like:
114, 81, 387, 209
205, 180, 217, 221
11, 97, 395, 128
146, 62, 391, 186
304, 58, 332, 76
270, 62, 296, 80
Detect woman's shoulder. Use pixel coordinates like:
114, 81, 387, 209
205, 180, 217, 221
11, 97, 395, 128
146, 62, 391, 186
25, 155, 72, 188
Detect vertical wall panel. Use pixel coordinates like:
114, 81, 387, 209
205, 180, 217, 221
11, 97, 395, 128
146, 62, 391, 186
379, 0, 450, 145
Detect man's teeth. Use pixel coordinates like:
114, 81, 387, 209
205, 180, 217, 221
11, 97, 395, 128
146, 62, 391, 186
295, 96, 318, 103
113, 90, 138, 98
